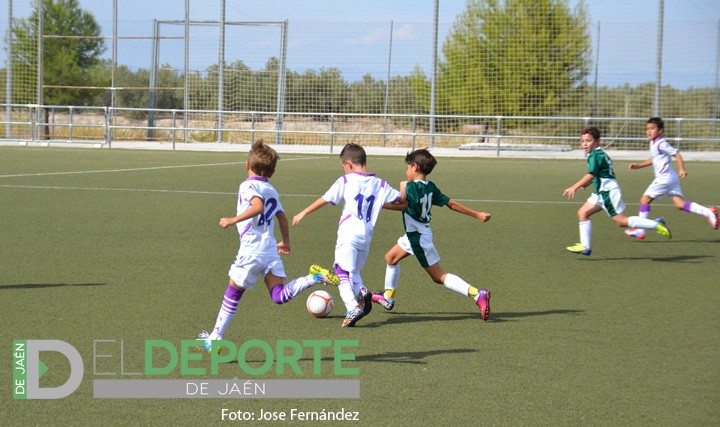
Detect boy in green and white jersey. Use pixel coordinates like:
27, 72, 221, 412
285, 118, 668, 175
372, 149, 492, 320
563, 126, 672, 256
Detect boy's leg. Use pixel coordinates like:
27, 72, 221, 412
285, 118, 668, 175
679, 198, 719, 229
625, 194, 654, 239
567, 201, 600, 255
207, 281, 245, 342
373, 243, 410, 310
427, 264, 490, 321
267, 272, 323, 305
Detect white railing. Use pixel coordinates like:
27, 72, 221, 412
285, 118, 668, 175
2, 104, 719, 153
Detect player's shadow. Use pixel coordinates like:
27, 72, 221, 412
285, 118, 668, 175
355, 348, 477, 365
227, 348, 477, 366
583, 255, 712, 263
363, 309, 584, 326
0, 283, 107, 290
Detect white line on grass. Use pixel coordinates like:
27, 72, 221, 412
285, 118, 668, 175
2, 184, 675, 207
0, 156, 323, 179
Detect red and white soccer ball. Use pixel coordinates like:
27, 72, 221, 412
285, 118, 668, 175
306, 290, 334, 318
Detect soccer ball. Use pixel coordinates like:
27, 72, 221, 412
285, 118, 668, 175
306, 290, 334, 318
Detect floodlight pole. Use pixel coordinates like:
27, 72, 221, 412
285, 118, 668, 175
6, 0, 12, 138
383, 20, 393, 147
218, 0, 225, 143
429, 0, 439, 148
654, 0, 664, 116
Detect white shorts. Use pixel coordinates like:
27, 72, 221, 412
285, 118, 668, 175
586, 188, 626, 217
643, 178, 684, 200
398, 231, 440, 268
334, 242, 369, 274
228, 252, 286, 290
334, 242, 368, 292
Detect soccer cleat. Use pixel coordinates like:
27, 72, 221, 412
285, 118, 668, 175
195, 330, 220, 353
655, 217, 672, 239
357, 287, 373, 316
476, 288, 491, 321
624, 228, 646, 240
372, 292, 395, 310
309, 264, 340, 286
710, 207, 719, 230
341, 307, 366, 327
566, 243, 591, 256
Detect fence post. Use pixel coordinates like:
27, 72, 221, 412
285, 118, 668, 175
330, 113, 335, 154
104, 107, 111, 148
411, 115, 417, 151
68, 106, 73, 143
495, 116, 502, 157
251, 112, 255, 145
172, 110, 177, 150
676, 118, 682, 151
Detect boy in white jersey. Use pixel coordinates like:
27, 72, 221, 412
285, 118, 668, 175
293, 143, 402, 327
624, 117, 718, 239
564, 126, 671, 256
370, 149, 492, 320
195, 141, 333, 351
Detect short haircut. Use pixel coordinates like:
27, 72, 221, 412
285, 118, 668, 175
405, 148, 437, 175
647, 117, 665, 130
248, 139, 278, 177
339, 143, 366, 166
581, 126, 601, 141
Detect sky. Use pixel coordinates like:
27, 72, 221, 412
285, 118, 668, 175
2, 0, 720, 88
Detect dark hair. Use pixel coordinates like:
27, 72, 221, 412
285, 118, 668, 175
339, 143, 366, 166
581, 126, 601, 141
405, 149, 437, 175
647, 117, 664, 130
248, 139, 278, 177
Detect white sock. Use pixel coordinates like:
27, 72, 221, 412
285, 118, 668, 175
338, 281, 358, 312
282, 274, 317, 299
443, 273, 471, 297
384, 264, 399, 300
685, 202, 711, 217
579, 220, 592, 249
628, 216, 658, 230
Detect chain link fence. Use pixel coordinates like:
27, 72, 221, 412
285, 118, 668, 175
1, 0, 719, 149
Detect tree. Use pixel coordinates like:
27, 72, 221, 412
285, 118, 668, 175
441, 0, 590, 117
11, 0, 106, 106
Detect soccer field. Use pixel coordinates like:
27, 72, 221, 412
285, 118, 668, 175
2, 146, 719, 426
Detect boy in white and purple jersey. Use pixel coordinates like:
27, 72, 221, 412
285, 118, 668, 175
195, 141, 333, 352
624, 117, 718, 239
293, 143, 403, 327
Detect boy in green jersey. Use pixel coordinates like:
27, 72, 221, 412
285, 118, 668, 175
563, 126, 672, 256
371, 149, 492, 320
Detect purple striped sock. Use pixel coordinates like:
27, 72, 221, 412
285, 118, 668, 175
639, 204, 651, 213
221, 284, 244, 315
269, 284, 291, 304
683, 201, 693, 212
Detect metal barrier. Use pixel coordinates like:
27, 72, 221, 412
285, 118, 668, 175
2, 104, 719, 153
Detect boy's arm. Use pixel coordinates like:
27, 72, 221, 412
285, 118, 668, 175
275, 211, 291, 254
563, 173, 594, 199
220, 197, 264, 228
672, 152, 687, 178
383, 200, 408, 211
383, 180, 408, 210
629, 158, 653, 170
292, 197, 329, 225
446, 199, 491, 222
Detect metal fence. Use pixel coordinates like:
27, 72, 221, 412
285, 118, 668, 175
1, 1, 719, 150
4, 104, 719, 153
